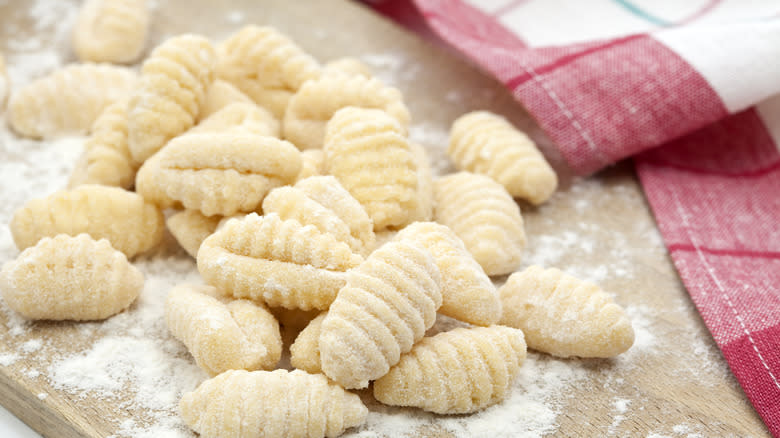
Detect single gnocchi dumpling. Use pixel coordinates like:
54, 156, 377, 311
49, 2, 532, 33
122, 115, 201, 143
165, 284, 281, 376
69, 98, 136, 189
498, 265, 634, 358
10, 185, 164, 258
320, 241, 442, 389
197, 79, 253, 121
0, 234, 142, 320
8, 63, 137, 139
166, 210, 222, 258
193, 102, 279, 137
434, 172, 526, 276
217, 25, 321, 118
449, 111, 558, 205
284, 74, 410, 150
198, 213, 363, 311
295, 149, 325, 182
128, 34, 217, 163
373, 325, 527, 414
289, 311, 326, 375
324, 107, 418, 230
395, 222, 501, 326
0, 54, 8, 109
180, 369, 368, 438
135, 131, 301, 216
262, 176, 375, 256
72, 0, 149, 64
322, 57, 372, 78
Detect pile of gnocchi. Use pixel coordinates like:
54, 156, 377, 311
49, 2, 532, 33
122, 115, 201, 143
0, 1, 636, 437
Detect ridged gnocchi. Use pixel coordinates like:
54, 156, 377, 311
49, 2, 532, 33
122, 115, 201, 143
72, 0, 149, 64
373, 325, 527, 414
10, 184, 164, 258
179, 369, 368, 438
295, 149, 325, 182
434, 172, 526, 276
166, 210, 222, 258
449, 111, 558, 205
498, 265, 634, 358
289, 312, 326, 375
217, 25, 321, 118
69, 99, 136, 189
0, 234, 142, 320
284, 74, 410, 150
322, 57, 372, 78
8, 63, 137, 139
128, 34, 217, 163
324, 107, 418, 230
135, 131, 301, 216
409, 142, 434, 222
320, 241, 442, 389
165, 284, 281, 376
262, 176, 375, 256
198, 79, 253, 121
198, 213, 363, 311
193, 102, 279, 137
395, 222, 501, 326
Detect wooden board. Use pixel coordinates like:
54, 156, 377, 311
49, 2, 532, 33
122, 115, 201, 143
0, 0, 771, 437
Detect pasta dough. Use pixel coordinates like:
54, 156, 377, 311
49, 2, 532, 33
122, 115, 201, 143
395, 222, 501, 326
324, 107, 418, 230
179, 369, 368, 438
319, 241, 442, 389
166, 210, 222, 258
373, 325, 527, 414
0, 234, 142, 320
72, 0, 149, 64
165, 284, 281, 376
449, 111, 557, 205
8, 63, 137, 139
197, 213, 363, 311
127, 34, 217, 163
198, 79, 253, 121
284, 74, 410, 150
434, 172, 526, 276
289, 312, 326, 375
193, 102, 279, 137
498, 265, 635, 358
135, 131, 300, 216
10, 184, 164, 258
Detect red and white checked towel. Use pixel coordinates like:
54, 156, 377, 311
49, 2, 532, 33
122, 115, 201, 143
368, 0, 780, 435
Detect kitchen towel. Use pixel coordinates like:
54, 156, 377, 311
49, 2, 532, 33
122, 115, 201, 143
368, 1, 780, 435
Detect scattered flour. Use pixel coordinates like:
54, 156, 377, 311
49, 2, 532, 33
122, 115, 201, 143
21, 339, 42, 353
36, 393, 47, 400
0, 352, 19, 366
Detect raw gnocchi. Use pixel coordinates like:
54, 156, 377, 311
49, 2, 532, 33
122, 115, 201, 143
322, 57, 372, 78
395, 222, 501, 326
434, 172, 526, 276
295, 149, 325, 182
289, 312, 326, 375
127, 34, 217, 163
8, 63, 137, 139
373, 325, 527, 414
498, 265, 634, 358
284, 74, 410, 150
0, 234, 142, 320
319, 241, 442, 389
324, 107, 418, 230
409, 141, 434, 222
72, 0, 149, 64
10, 184, 164, 258
217, 25, 321, 118
165, 284, 281, 376
198, 79, 253, 121
135, 131, 301, 216
193, 102, 279, 137
179, 369, 368, 438
197, 213, 363, 311
69, 98, 136, 189
449, 111, 557, 205
166, 210, 222, 258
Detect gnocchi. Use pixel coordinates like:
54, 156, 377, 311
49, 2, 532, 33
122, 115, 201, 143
166, 210, 222, 258
289, 312, 326, 375
198, 79, 253, 121
409, 141, 434, 222
179, 369, 368, 438
434, 172, 526, 276
72, 0, 149, 64
10, 185, 164, 258
193, 102, 279, 137
498, 265, 634, 358
449, 111, 557, 205
319, 241, 442, 389
295, 149, 325, 182
8, 63, 137, 139
373, 325, 527, 414
127, 34, 217, 163
322, 57, 372, 78
197, 213, 363, 311
165, 284, 281, 376
0, 234, 142, 320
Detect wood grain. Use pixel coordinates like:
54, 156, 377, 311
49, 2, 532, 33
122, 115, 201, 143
0, 0, 771, 437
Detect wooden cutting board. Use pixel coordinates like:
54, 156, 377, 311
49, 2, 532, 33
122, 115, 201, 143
0, 0, 771, 437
